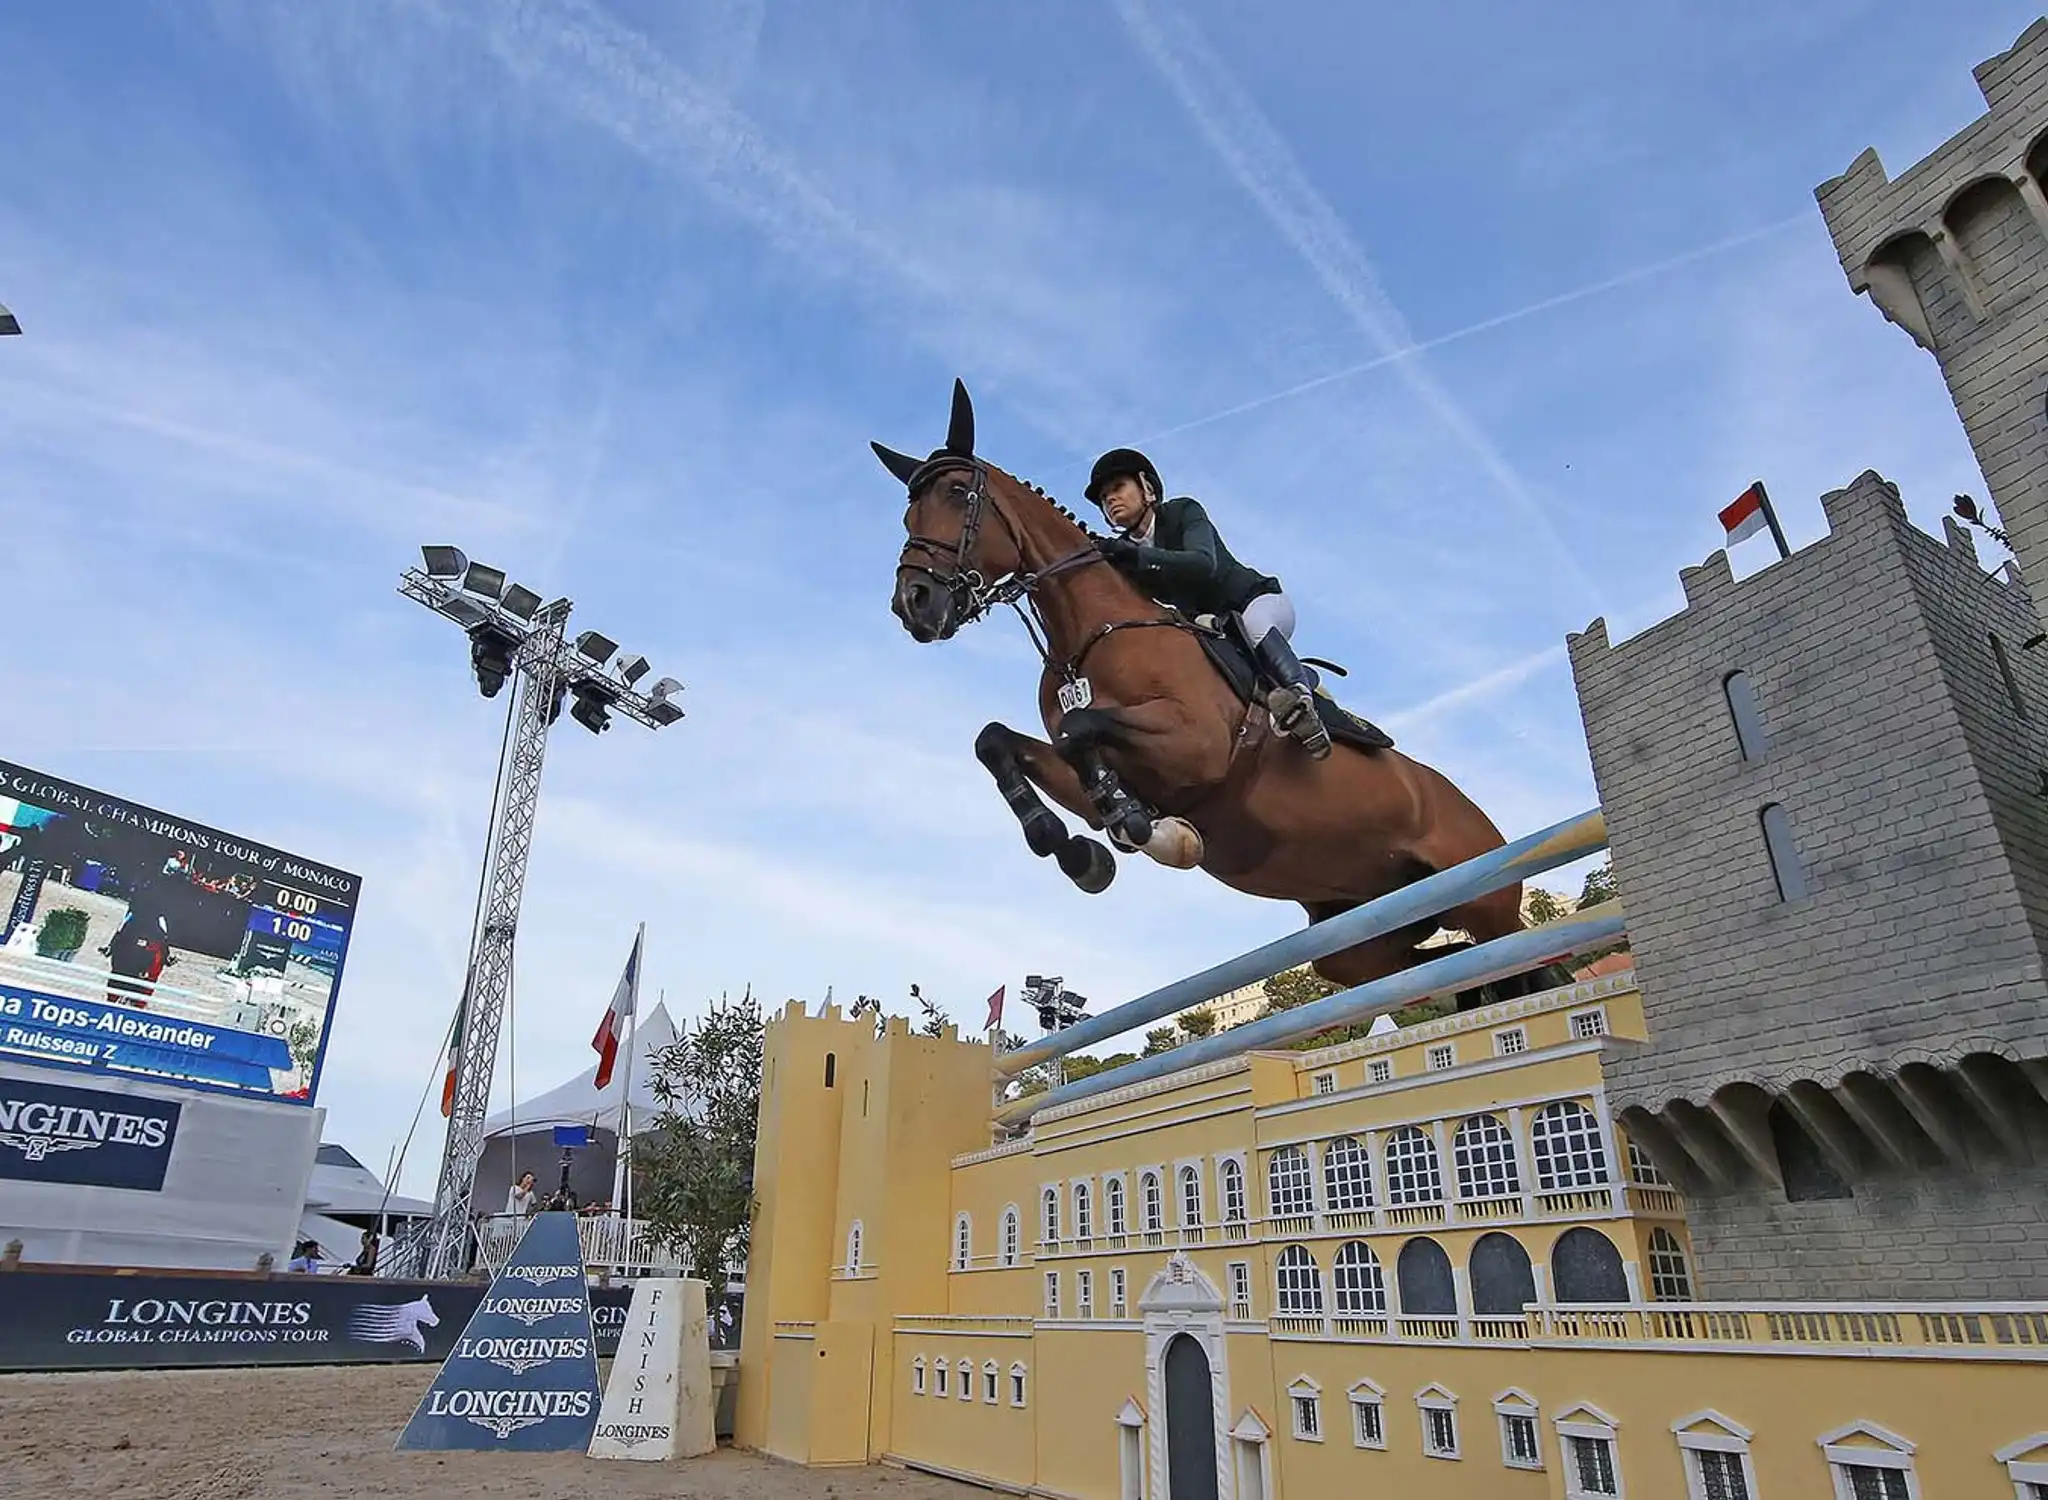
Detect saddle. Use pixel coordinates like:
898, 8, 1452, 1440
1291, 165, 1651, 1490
1191, 614, 1395, 754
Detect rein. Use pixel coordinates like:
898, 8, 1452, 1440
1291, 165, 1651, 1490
899, 458, 1205, 684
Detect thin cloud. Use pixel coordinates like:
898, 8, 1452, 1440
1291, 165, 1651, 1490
1112, 0, 1598, 607
1137, 212, 1814, 445
1381, 643, 1569, 737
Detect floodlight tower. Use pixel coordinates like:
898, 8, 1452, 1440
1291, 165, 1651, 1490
400, 546, 685, 1278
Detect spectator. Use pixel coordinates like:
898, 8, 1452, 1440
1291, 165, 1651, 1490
286, 1239, 323, 1273
507, 1171, 537, 1218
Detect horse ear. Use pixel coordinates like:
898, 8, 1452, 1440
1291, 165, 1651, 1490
945, 378, 975, 456
871, 441, 923, 485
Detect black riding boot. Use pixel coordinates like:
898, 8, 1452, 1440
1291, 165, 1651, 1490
1251, 627, 1334, 759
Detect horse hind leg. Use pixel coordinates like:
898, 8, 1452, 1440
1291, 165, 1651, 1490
975, 722, 1117, 894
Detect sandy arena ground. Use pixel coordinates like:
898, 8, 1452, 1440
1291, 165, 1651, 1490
2, 1363, 981, 1500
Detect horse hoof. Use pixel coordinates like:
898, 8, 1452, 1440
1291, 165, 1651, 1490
1023, 810, 1066, 858
1139, 816, 1204, 870
1058, 836, 1116, 893
1117, 806, 1152, 847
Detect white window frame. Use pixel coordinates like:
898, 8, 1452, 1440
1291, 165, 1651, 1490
1110, 1266, 1128, 1319
1674, 1411, 1758, 1500
935, 1358, 950, 1398
1322, 1135, 1374, 1213
1105, 1172, 1129, 1237
1010, 1362, 1029, 1408
1348, 1378, 1387, 1451
1267, 1146, 1314, 1218
1369, 1058, 1393, 1083
1494, 1026, 1528, 1056
1995, 1433, 2048, 1500
1417, 1383, 1460, 1461
1000, 1204, 1021, 1267
1227, 1259, 1253, 1321
1041, 1184, 1061, 1247
1568, 1005, 1610, 1039
1176, 1159, 1206, 1229
1495, 1389, 1543, 1471
1078, 1268, 1095, 1320
1274, 1244, 1324, 1317
1044, 1270, 1060, 1319
1140, 1169, 1166, 1234
953, 1211, 972, 1271
1556, 1404, 1625, 1499
982, 1359, 1000, 1405
911, 1355, 926, 1395
1648, 1228, 1693, 1302
844, 1220, 864, 1275
1427, 1042, 1456, 1071
1073, 1179, 1094, 1241
1117, 1399, 1148, 1500
1287, 1376, 1324, 1443
1819, 1422, 1919, 1500
1312, 1070, 1337, 1095
959, 1358, 975, 1402
1217, 1152, 1250, 1226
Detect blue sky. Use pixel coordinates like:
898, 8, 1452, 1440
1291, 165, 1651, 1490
0, 0, 2026, 1192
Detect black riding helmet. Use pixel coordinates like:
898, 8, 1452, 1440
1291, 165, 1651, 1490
1085, 448, 1163, 507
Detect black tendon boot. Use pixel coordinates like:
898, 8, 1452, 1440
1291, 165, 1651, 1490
1252, 628, 1334, 759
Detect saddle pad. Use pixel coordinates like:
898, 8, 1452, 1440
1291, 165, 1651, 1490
1195, 631, 1393, 754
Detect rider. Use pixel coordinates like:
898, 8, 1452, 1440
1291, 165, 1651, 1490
1084, 448, 1337, 759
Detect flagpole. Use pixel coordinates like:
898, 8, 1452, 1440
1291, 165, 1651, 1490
610, 922, 643, 1221
1754, 480, 1791, 561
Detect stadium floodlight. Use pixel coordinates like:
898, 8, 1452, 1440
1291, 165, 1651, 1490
462, 561, 508, 601
569, 678, 619, 734
435, 595, 492, 629
422, 545, 469, 579
393, 540, 688, 1279
0, 302, 18, 337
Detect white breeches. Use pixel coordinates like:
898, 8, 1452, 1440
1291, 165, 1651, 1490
1242, 591, 1296, 643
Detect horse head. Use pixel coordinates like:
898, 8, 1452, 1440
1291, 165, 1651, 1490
876, 380, 1062, 643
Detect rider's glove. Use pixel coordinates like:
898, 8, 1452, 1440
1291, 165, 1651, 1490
1095, 535, 1141, 566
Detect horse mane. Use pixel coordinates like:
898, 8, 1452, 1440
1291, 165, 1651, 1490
994, 467, 1095, 537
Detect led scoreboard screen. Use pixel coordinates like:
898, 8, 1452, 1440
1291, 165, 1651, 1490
0, 759, 361, 1107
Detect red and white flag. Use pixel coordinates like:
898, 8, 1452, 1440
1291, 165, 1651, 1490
1720, 482, 1769, 546
590, 926, 644, 1090
984, 984, 1006, 1032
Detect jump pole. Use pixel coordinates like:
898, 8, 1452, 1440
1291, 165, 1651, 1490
994, 807, 1608, 1079
995, 899, 1626, 1127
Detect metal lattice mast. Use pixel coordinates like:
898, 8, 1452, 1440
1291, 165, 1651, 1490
424, 601, 569, 1277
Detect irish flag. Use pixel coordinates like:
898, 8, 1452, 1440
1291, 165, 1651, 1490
439, 982, 469, 1118
591, 926, 644, 1090
1720, 482, 1770, 546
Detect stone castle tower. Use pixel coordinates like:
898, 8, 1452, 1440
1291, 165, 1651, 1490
1562, 22, 2048, 1301
1817, 19, 2048, 586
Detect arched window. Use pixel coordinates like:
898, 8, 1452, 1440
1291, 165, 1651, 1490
1626, 1139, 1668, 1186
1179, 1165, 1203, 1227
1074, 1181, 1094, 1239
844, 1221, 863, 1275
953, 1213, 972, 1271
1723, 671, 1768, 761
1468, 1232, 1537, 1315
935, 1357, 950, 1398
1647, 1228, 1692, 1301
1383, 1126, 1443, 1204
982, 1359, 1000, 1403
1219, 1158, 1247, 1223
1452, 1114, 1522, 1199
911, 1355, 926, 1395
1531, 1102, 1609, 1189
1274, 1245, 1325, 1316
1009, 1362, 1028, 1407
1331, 1241, 1387, 1313
1551, 1227, 1628, 1304
1759, 802, 1809, 902
1041, 1187, 1060, 1246
1322, 1136, 1373, 1211
1106, 1175, 1128, 1236
1396, 1237, 1456, 1316
1268, 1146, 1314, 1217
1141, 1170, 1165, 1233
1000, 1206, 1020, 1267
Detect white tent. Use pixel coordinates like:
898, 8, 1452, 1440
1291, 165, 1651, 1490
482, 999, 680, 1140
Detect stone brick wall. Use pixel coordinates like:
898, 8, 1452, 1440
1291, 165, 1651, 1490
1682, 1161, 2048, 1301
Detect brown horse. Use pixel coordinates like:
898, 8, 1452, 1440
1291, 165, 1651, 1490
879, 381, 1537, 997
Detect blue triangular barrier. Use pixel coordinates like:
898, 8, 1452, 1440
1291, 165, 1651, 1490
394, 1213, 602, 1451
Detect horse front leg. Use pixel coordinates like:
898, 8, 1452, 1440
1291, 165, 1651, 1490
974, 722, 1118, 894
1053, 707, 1205, 871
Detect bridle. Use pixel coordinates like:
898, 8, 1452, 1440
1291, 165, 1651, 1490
897, 456, 1208, 683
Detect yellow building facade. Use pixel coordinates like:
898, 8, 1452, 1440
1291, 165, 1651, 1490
736, 972, 2048, 1499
